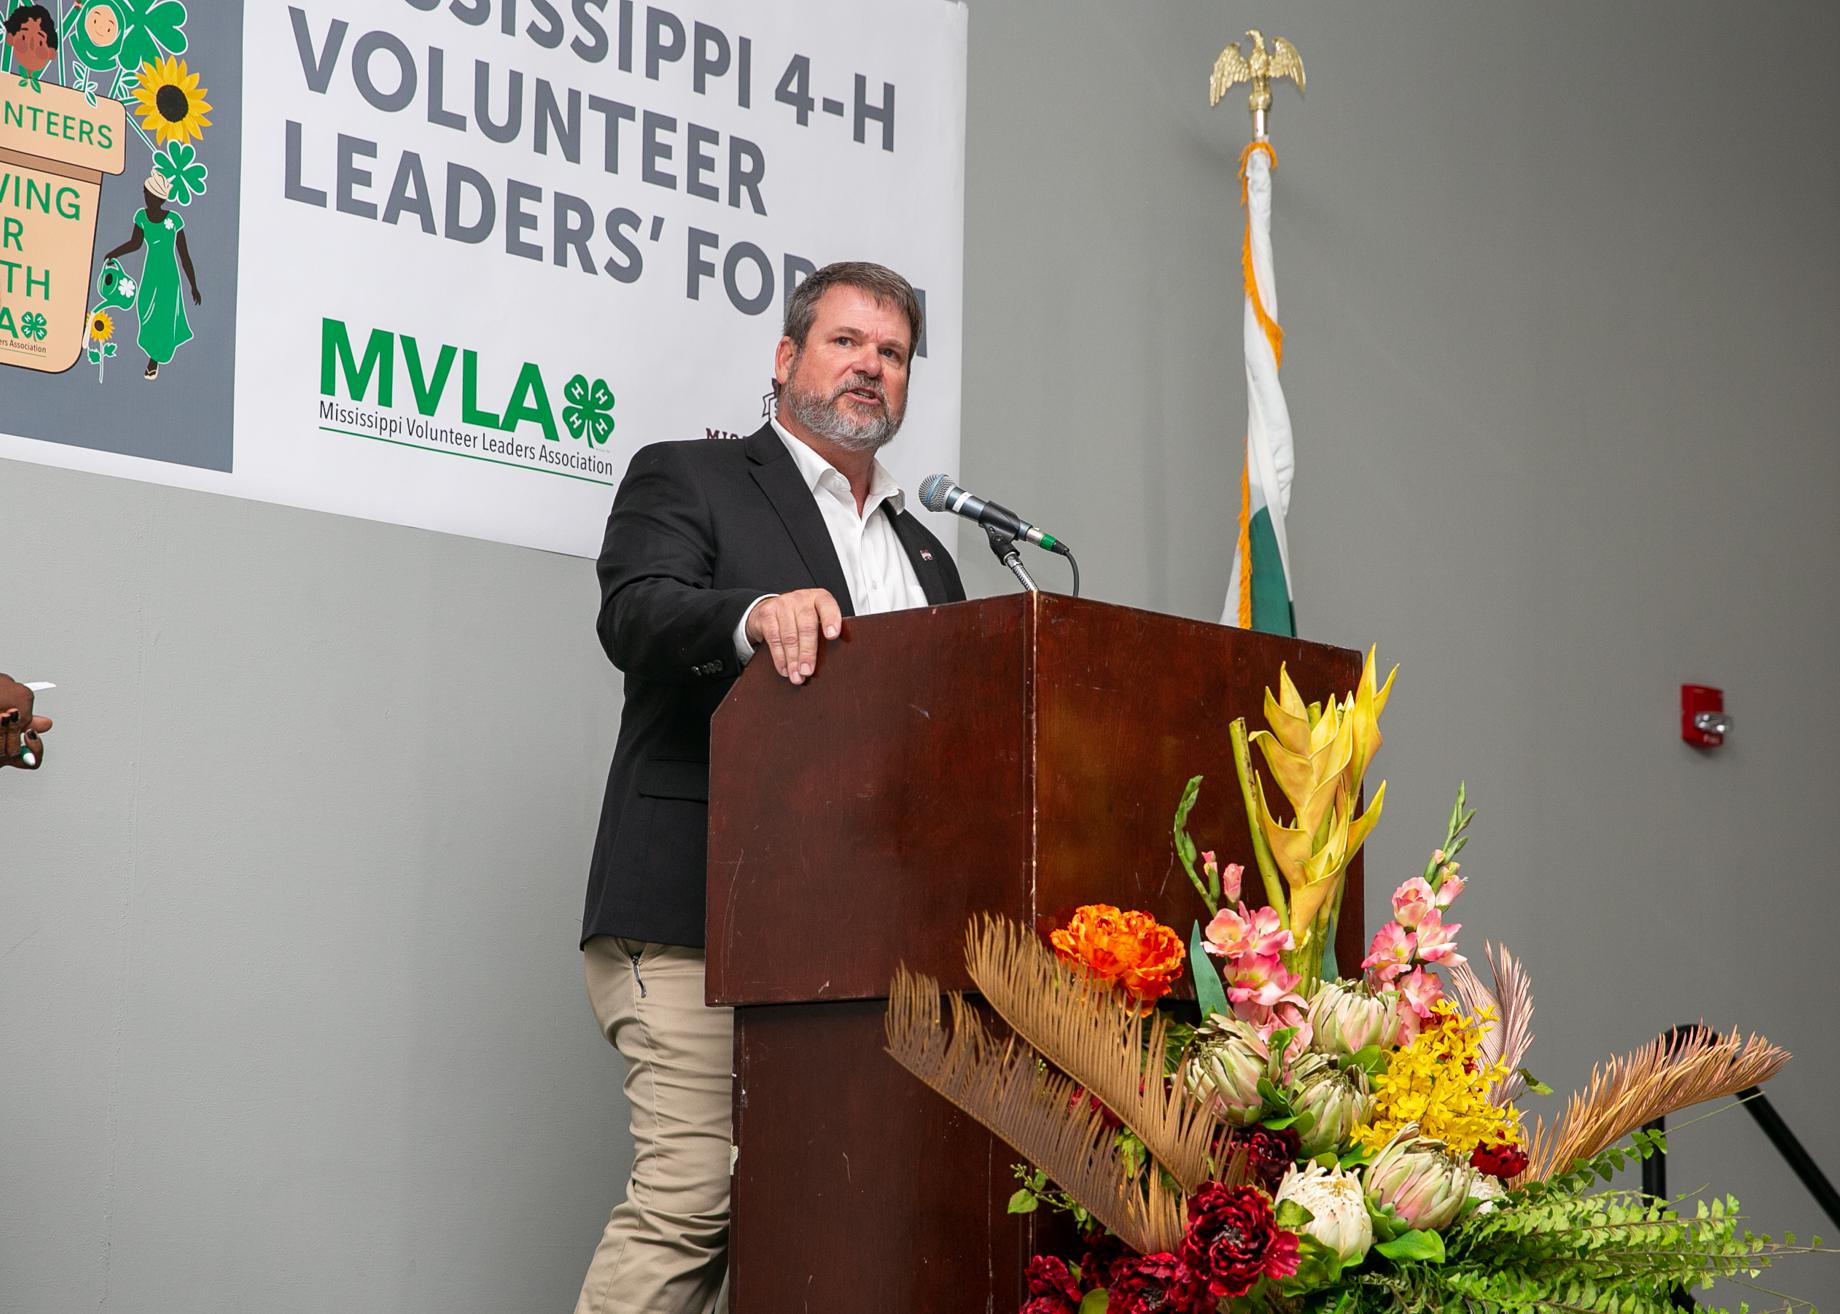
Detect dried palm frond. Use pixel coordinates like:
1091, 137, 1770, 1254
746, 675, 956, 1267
964, 915, 1217, 1191
884, 966, 1187, 1254
1524, 1025, 1789, 1181
1448, 942, 1535, 1103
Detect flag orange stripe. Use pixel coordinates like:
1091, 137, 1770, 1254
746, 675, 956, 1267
1237, 446, 1253, 628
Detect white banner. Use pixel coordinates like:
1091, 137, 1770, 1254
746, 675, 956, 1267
0, 0, 968, 558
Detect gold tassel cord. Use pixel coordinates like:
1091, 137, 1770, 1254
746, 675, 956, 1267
1524, 1025, 1790, 1181
883, 967, 1188, 1255
1236, 453, 1253, 628
964, 916, 1219, 1192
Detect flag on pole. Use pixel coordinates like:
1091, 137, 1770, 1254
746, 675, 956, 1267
1224, 142, 1296, 636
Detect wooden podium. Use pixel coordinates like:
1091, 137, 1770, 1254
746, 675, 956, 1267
707, 594, 1363, 1312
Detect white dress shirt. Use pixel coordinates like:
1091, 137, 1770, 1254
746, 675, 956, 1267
732, 420, 930, 661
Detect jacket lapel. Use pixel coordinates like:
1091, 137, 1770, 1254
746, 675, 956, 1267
745, 422, 856, 616
886, 506, 953, 606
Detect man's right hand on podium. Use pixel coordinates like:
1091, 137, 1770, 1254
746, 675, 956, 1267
743, 588, 844, 686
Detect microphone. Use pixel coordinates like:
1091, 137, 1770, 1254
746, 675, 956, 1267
917, 474, 1068, 554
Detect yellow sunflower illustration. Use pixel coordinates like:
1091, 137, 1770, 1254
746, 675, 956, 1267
90, 311, 115, 342
132, 57, 212, 147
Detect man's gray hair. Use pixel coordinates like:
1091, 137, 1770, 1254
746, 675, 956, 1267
782, 261, 924, 355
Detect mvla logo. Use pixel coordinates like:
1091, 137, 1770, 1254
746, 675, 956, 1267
319, 318, 615, 445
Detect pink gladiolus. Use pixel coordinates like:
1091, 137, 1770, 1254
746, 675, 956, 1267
1361, 922, 1416, 983
1413, 910, 1465, 966
1205, 903, 1291, 962
1257, 1010, 1314, 1062
1199, 853, 1247, 910
1202, 907, 1242, 958
1227, 966, 1312, 1060
1393, 1001, 1423, 1045
1227, 952, 1302, 1010
1399, 967, 1443, 1018
1243, 905, 1289, 956
1391, 878, 1436, 929
1435, 872, 1466, 908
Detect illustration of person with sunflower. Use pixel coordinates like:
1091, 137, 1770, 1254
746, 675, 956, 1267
102, 169, 200, 379
3, 3, 57, 90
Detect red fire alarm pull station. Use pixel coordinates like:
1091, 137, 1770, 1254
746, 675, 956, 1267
1681, 685, 1729, 748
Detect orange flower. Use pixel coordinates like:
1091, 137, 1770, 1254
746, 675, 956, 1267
1049, 904, 1186, 1005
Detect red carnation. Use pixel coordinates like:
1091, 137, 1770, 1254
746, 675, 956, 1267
1470, 1141, 1530, 1180
1241, 1125, 1302, 1195
1078, 1228, 1129, 1291
1106, 1250, 1206, 1314
1179, 1182, 1301, 1300
1021, 1254, 1083, 1314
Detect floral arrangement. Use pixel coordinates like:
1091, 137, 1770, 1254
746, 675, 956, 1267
886, 651, 1822, 1314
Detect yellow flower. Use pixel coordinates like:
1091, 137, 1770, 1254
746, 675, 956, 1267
1356, 1001, 1523, 1159
132, 56, 213, 147
1248, 648, 1394, 944
89, 310, 114, 343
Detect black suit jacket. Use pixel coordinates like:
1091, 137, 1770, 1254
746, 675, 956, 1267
582, 422, 966, 948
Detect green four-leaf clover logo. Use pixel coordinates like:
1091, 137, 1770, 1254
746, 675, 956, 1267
20, 312, 48, 340
65, 0, 188, 75
153, 141, 207, 205
563, 374, 615, 445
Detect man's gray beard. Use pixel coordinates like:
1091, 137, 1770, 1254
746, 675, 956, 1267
781, 374, 904, 453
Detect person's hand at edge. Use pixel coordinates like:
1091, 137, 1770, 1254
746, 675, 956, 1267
742, 590, 843, 685
0, 674, 51, 770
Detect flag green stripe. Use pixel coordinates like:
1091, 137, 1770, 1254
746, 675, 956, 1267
1248, 506, 1295, 637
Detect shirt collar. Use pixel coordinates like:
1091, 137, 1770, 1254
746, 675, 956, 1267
770, 417, 906, 517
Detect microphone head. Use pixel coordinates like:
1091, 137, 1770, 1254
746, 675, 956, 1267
917, 473, 957, 513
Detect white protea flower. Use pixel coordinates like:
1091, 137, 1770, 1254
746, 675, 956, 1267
1467, 1172, 1506, 1215
1289, 1052, 1375, 1157
1308, 979, 1394, 1057
1275, 1161, 1373, 1263
1183, 1015, 1268, 1126
1363, 1133, 1482, 1232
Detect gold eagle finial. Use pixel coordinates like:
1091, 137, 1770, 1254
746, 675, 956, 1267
1210, 29, 1305, 138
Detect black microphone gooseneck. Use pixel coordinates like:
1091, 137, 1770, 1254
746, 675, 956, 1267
917, 474, 1080, 596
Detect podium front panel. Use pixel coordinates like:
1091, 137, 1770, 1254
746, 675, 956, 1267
708, 598, 1032, 1005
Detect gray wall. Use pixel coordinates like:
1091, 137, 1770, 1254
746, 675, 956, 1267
5, 2, 1836, 1309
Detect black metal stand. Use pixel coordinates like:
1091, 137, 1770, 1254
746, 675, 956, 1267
1640, 1115, 1697, 1310
983, 527, 1082, 597
1739, 1086, 1840, 1227
984, 525, 1038, 592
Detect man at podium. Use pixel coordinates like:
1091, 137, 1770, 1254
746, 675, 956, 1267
575, 262, 965, 1314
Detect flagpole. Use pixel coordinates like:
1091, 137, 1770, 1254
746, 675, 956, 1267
1211, 30, 1304, 635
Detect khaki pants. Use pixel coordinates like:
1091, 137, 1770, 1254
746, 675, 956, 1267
576, 938, 734, 1314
